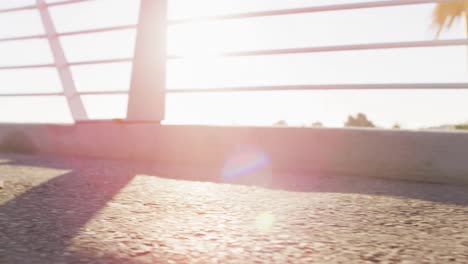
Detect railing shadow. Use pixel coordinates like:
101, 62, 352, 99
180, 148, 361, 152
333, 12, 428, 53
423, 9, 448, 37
0, 153, 467, 263
0, 154, 140, 263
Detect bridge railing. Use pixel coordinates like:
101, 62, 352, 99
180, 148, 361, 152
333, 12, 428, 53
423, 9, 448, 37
0, 0, 467, 121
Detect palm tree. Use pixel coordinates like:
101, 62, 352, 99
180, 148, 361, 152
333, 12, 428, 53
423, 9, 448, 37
433, 1, 468, 37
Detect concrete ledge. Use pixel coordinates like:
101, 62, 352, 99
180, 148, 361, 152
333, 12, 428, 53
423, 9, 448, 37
1, 122, 468, 185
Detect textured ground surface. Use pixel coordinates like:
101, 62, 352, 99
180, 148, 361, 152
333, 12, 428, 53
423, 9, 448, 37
0, 153, 468, 264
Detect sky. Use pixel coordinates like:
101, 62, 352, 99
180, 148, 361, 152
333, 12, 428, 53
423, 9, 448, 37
0, 0, 467, 128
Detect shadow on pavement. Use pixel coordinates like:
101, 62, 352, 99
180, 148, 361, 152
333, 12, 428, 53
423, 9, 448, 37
0, 154, 138, 263
0, 153, 467, 263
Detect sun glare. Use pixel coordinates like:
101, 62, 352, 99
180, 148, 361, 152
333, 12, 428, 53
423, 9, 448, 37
255, 211, 276, 232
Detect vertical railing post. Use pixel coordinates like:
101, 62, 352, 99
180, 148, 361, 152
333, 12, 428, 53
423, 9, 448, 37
127, 0, 167, 122
37, 0, 88, 121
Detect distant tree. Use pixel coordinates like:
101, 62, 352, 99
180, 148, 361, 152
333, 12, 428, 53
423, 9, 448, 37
273, 120, 288, 126
345, 113, 375, 128
454, 123, 468, 130
392, 123, 401, 129
310, 121, 323, 127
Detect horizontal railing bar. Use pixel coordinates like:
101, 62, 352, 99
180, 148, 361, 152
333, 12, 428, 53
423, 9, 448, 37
0, 5, 36, 13
0, 64, 55, 70
0, 0, 94, 13
68, 58, 133, 66
0, 58, 132, 70
45, 0, 95, 8
168, 39, 468, 59
0, 92, 63, 97
4, 36, 465, 57
0, 25, 137, 43
167, 83, 468, 93
0, 34, 47, 42
34, 82, 468, 97
76, 91, 128, 96
3, 83, 467, 98
169, 0, 458, 24
1, 37, 465, 69
58, 24, 137, 37
0, 0, 458, 16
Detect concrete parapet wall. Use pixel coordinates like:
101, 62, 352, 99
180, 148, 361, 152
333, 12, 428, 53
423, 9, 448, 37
1, 122, 467, 185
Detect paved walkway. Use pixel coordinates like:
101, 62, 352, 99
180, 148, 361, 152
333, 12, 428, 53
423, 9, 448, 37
0, 153, 467, 263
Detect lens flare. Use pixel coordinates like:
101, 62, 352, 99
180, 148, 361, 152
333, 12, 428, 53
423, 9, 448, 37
255, 211, 275, 231
222, 146, 270, 181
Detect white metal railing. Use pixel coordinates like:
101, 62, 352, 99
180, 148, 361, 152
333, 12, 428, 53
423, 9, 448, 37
169, 0, 459, 24
168, 39, 468, 59
6, 82, 468, 98
0, 0, 93, 14
0, 0, 467, 121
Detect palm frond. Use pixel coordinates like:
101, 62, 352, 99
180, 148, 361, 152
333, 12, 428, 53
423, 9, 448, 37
432, 0, 468, 38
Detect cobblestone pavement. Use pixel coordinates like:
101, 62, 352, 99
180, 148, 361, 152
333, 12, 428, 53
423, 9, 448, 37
0, 153, 467, 264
